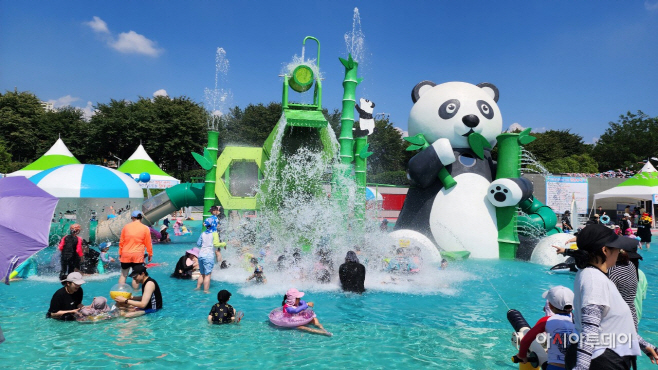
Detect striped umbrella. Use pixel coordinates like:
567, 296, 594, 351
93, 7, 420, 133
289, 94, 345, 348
29, 164, 144, 198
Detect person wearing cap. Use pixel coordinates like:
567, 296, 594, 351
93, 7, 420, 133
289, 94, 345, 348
118, 210, 153, 286
517, 286, 576, 369
58, 224, 84, 281
281, 288, 331, 336
207, 289, 241, 324
570, 224, 657, 369
159, 224, 170, 243
609, 245, 644, 331
195, 218, 222, 293
636, 213, 652, 250
47, 272, 86, 321
621, 213, 632, 236
561, 211, 573, 232
113, 265, 162, 317
171, 248, 199, 279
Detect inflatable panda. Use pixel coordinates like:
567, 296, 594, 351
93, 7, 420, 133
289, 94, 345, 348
393, 81, 531, 259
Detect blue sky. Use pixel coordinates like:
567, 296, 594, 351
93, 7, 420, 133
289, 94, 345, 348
1, 1, 657, 144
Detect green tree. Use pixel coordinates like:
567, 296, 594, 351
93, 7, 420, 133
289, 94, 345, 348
592, 111, 658, 171
220, 103, 282, 148
36, 106, 90, 161
521, 129, 591, 165
0, 90, 43, 162
0, 139, 12, 173
546, 154, 599, 174
367, 117, 407, 175
87, 96, 207, 176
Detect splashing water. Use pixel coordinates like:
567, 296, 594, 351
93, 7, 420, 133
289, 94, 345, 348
521, 148, 551, 176
204, 47, 233, 129
344, 7, 366, 64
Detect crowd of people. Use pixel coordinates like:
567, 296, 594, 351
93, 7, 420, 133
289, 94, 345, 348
514, 222, 658, 369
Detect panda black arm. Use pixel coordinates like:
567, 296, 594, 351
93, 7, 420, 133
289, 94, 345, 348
408, 146, 445, 188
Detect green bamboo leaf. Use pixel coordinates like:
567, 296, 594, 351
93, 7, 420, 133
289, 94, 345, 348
192, 152, 213, 171
359, 144, 373, 159
203, 148, 212, 162
519, 128, 532, 136
468, 132, 491, 160
406, 144, 423, 151
404, 133, 429, 146
519, 135, 536, 145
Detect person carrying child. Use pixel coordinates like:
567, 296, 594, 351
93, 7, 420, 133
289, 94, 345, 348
516, 286, 576, 370
208, 289, 242, 324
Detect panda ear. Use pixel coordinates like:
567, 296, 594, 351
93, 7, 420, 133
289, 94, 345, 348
411, 81, 436, 103
477, 83, 499, 103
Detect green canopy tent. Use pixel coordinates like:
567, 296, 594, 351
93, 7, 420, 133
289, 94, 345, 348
117, 144, 180, 189
6, 138, 80, 178
594, 161, 658, 227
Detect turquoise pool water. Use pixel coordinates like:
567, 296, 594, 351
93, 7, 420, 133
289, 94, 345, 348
1, 236, 657, 369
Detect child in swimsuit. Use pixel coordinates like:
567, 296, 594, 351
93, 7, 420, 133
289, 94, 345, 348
246, 258, 267, 284
282, 288, 331, 336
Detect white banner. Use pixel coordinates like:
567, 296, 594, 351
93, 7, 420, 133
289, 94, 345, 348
545, 176, 588, 214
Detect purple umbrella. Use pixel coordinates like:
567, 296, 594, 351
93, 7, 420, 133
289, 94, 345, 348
0, 176, 58, 284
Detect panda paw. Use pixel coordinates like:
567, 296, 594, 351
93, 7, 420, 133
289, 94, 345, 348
486, 179, 526, 207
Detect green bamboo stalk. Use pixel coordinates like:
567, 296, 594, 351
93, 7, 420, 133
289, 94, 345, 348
338, 54, 361, 166
202, 130, 219, 221
353, 136, 368, 231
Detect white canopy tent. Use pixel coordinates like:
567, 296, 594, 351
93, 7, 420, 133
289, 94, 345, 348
593, 162, 658, 227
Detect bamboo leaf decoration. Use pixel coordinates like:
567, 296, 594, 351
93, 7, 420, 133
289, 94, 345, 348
404, 133, 457, 189
518, 128, 536, 145
467, 132, 492, 160
358, 143, 373, 159
192, 151, 213, 171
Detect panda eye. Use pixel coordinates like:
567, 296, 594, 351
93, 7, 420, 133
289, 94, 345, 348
477, 100, 494, 119
438, 99, 460, 119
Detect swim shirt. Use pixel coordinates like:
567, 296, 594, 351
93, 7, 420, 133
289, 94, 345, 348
209, 303, 235, 324
519, 313, 576, 365
47, 286, 84, 320
119, 221, 153, 263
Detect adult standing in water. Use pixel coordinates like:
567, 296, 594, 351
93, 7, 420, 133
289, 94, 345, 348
47, 272, 86, 321
569, 225, 657, 369
113, 265, 162, 317
118, 210, 152, 286
339, 251, 366, 293
58, 224, 84, 281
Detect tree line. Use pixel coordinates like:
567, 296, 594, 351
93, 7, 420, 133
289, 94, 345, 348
1, 89, 656, 184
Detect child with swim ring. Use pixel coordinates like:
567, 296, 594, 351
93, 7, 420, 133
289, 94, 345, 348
281, 288, 331, 336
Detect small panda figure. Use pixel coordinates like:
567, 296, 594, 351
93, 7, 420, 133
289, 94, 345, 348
353, 98, 375, 137
393, 81, 531, 259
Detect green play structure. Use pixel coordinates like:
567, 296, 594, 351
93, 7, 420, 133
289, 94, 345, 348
94, 35, 561, 260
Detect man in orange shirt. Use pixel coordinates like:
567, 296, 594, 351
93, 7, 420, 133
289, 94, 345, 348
118, 210, 153, 285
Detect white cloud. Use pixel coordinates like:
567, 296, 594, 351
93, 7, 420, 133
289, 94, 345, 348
81, 101, 96, 121
111, 31, 163, 57
48, 95, 80, 108
84, 17, 163, 57
85, 16, 110, 34
394, 127, 408, 138
212, 110, 223, 117
507, 122, 525, 132
645, 1, 658, 11
153, 89, 168, 97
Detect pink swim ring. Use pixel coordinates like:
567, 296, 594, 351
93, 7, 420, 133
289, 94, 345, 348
268, 307, 315, 327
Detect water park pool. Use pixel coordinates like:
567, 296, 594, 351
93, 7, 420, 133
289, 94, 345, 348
1, 236, 657, 369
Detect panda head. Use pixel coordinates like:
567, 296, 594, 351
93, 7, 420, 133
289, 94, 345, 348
408, 81, 502, 149
359, 98, 375, 113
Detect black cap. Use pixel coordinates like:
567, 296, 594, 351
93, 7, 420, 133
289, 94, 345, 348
128, 265, 147, 277
625, 245, 643, 260
209, 206, 219, 212
577, 224, 638, 253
